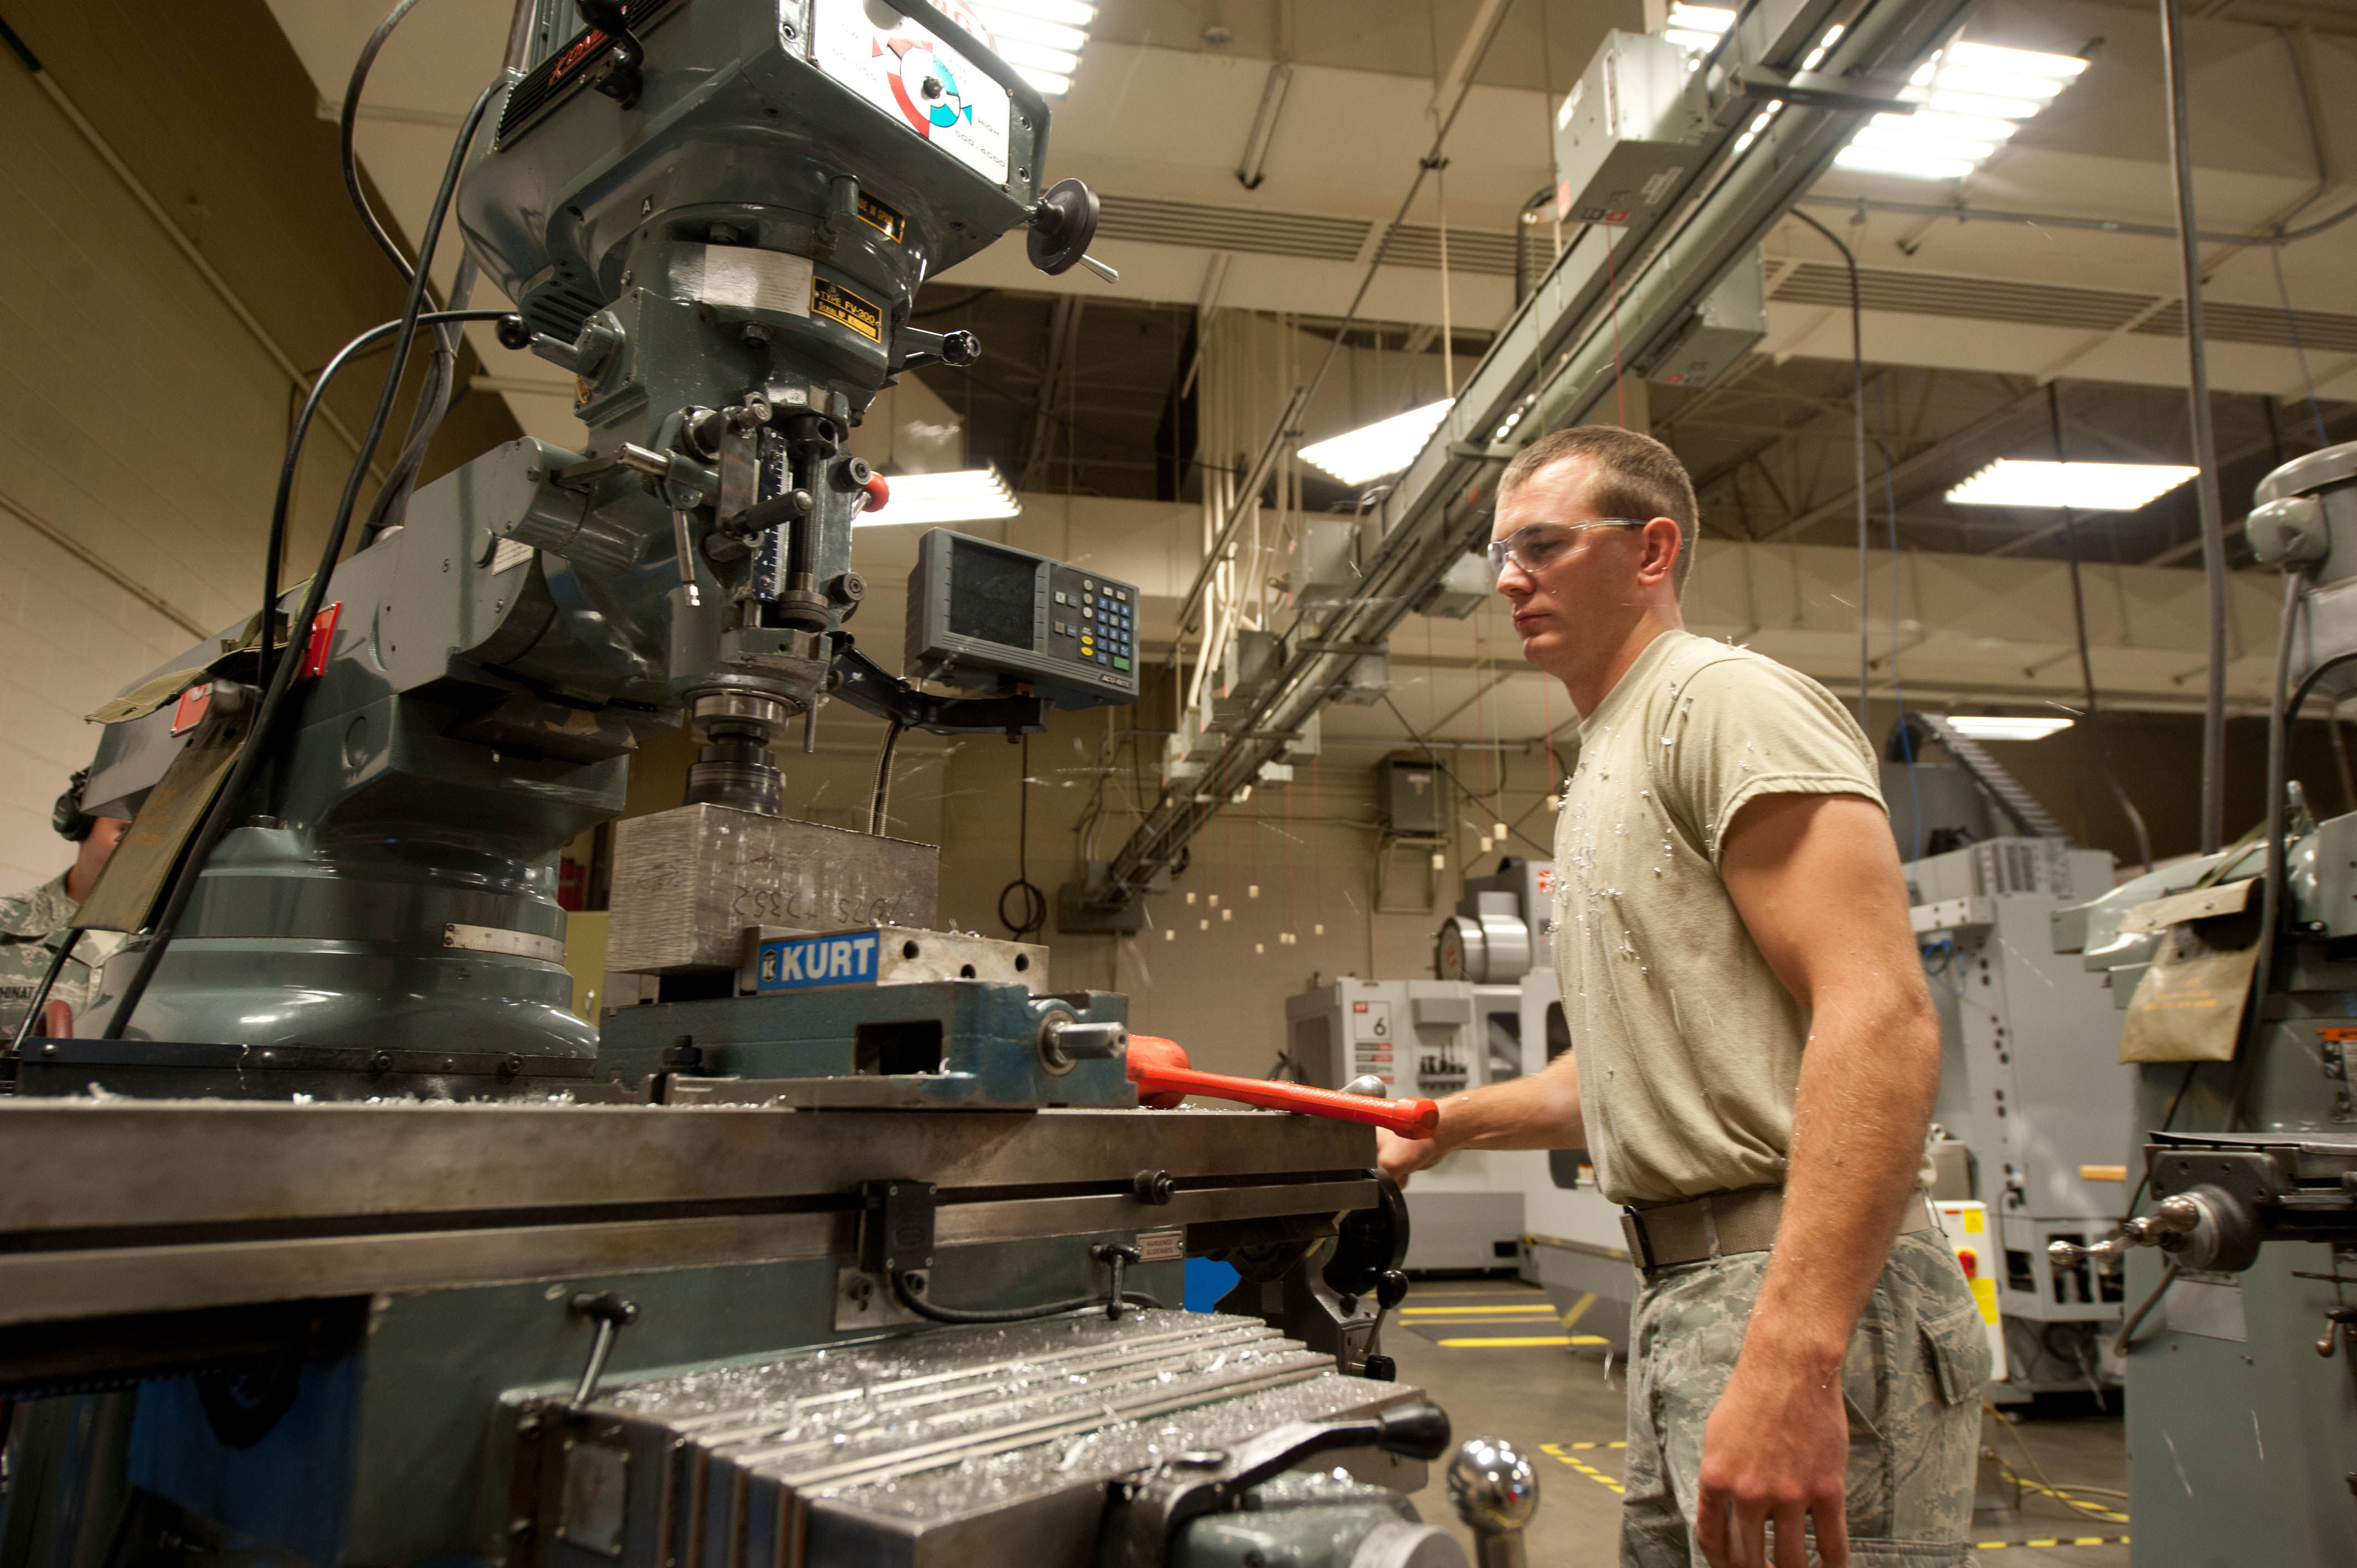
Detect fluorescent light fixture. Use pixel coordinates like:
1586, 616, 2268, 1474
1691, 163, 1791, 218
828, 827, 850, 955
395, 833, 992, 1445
1299, 399, 1454, 486
974, 1, 1094, 96
1946, 459, 2200, 511
1943, 715, 2073, 741
1837, 40, 2087, 180
860, 465, 1021, 525
1664, 4, 1733, 51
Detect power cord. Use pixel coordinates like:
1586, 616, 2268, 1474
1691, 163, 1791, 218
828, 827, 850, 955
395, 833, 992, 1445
998, 731, 1047, 939
102, 75, 502, 1039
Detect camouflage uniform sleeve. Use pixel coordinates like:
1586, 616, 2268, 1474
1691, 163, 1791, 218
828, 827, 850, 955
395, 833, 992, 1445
0, 877, 96, 1036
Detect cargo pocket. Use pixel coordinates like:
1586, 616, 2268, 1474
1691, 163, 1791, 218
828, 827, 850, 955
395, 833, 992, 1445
1919, 1301, 1993, 1407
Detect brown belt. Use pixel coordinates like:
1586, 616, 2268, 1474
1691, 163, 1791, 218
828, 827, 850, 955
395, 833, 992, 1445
1619, 1185, 1941, 1273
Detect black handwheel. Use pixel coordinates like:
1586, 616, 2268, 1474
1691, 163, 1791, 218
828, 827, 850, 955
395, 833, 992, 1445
1027, 178, 1100, 276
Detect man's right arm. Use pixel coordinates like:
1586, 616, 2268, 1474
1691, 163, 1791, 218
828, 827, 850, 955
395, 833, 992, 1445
1375, 1050, 1584, 1186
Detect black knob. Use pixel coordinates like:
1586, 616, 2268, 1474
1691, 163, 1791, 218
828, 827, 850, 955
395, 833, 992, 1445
834, 456, 873, 492
1362, 1354, 1397, 1383
1132, 1169, 1176, 1205
1374, 1399, 1450, 1458
827, 571, 866, 607
1376, 1270, 1409, 1309
1026, 178, 1100, 276
940, 329, 981, 367
495, 314, 533, 350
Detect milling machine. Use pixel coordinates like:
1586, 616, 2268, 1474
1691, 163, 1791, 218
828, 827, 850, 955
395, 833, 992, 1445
0, 6, 1533, 1565
2042, 441, 2357, 1565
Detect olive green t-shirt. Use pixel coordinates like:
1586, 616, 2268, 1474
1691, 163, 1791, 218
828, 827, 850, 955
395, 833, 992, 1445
1550, 629, 1886, 1206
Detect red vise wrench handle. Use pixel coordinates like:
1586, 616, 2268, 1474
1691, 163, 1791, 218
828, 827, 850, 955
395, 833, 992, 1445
1126, 1036, 1438, 1138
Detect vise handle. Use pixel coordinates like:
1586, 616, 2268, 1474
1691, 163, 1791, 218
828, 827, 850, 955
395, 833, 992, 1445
1126, 1036, 1438, 1138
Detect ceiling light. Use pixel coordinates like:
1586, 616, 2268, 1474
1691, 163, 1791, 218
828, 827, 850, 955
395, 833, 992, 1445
1838, 40, 2087, 180
972, 1, 1094, 97
1299, 400, 1454, 486
1946, 459, 2200, 511
1666, 4, 1733, 33
860, 466, 1021, 525
1943, 715, 2073, 741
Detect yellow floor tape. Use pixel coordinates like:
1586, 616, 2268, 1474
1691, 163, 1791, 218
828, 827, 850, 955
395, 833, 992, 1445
1537, 1445, 2125, 1551
1437, 1334, 1611, 1348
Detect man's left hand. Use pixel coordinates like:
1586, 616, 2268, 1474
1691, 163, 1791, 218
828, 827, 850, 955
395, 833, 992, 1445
1694, 1348, 1851, 1568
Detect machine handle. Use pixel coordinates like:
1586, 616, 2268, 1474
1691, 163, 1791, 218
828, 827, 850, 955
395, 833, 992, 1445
1126, 1036, 1438, 1138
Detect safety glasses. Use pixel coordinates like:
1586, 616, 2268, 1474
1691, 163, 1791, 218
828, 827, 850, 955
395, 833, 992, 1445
1485, 519, 1647, 582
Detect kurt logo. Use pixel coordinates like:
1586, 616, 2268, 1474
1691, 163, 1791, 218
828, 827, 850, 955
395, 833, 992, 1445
757, 932, 881, 991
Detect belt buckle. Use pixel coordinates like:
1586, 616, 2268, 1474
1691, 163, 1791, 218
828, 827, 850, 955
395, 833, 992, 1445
1619, 1206, 1655, 1273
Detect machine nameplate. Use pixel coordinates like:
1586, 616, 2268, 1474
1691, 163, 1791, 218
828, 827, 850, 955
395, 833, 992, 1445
810, 0, 1012, 185
812, 276, 883, 341
444, 921, 564, 963
1135, 1226, 1185, 1262
751, 924, 1046, 992
556, 1440, 627, 1557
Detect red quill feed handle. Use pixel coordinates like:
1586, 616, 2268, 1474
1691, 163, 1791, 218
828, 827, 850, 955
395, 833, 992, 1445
1126, 1036, 1439, 1138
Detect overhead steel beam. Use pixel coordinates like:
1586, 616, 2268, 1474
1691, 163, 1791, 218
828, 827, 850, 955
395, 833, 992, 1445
1091, 0, 1977, 909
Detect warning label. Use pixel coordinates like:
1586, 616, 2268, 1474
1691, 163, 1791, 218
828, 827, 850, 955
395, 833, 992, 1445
858, 191, 907, 243
811, 277, 883, 342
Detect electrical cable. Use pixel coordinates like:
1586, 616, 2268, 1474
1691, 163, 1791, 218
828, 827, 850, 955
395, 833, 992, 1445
341, 0, 434, 282
101, 78, 501, 1041
260, 308, 515, 682
2048, 383, 2154, 873
2111, 1257, 2182, 1359
889, 1270, 1160, 1324
1788, 209, 1871, 730
868, 720, 905, 835
2231, 571, 2322, 1125
998, 732, 1047, 940
342, 0, 481, 546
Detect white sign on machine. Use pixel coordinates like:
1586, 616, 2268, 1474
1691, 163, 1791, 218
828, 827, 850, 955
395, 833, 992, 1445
809, 0, 1012, 185
1350, 998, 1395, 1092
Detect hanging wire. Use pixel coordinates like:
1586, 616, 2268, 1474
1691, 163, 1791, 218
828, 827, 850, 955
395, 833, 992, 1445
2049, 382, 2155, 871
1787, 209, 1871, 731
998, 734, 1047, 939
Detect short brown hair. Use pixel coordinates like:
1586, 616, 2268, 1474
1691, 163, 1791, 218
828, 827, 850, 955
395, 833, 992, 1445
1498, 425, 1700, 594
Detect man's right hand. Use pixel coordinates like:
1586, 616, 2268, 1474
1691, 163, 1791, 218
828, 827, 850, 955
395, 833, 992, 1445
1377, 1127, 1444, 1188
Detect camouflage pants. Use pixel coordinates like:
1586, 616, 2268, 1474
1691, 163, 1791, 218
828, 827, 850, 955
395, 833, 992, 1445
1619, 1228, 1991, 1567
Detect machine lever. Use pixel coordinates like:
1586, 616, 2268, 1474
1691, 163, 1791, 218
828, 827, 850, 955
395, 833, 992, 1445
1448, 1437, 1539, 1568
566, 1291, 639, 1410
669, 509, 701, 607
1126, 1036, 1439, 1137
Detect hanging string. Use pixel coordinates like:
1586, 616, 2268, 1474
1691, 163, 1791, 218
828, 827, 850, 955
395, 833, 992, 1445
1604, 221, 1626, 427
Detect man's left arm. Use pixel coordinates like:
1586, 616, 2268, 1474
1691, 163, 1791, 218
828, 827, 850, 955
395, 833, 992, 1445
1694, 791, 1942, 1568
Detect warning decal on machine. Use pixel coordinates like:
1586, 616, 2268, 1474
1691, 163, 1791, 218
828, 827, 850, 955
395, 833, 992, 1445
809, 0, 1011, 185
811, 277, 883, 342
858, 191, 908, 243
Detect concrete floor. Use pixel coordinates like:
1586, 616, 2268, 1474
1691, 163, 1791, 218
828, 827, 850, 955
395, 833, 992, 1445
1383, 1277, 2132, 1567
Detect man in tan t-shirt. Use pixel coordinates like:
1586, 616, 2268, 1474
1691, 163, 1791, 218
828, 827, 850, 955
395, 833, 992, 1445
1379, 426, 1987, 1568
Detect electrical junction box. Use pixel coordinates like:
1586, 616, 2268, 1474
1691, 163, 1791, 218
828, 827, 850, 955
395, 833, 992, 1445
1376, 752, 1450, 838
1416, 552, 1493, 620
1288, 518, 1360, 609
1336, 652, 1390, 706
905, 528, 1139, 709
1551, 30, 1707, 226
1640, 248, 1767, 388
